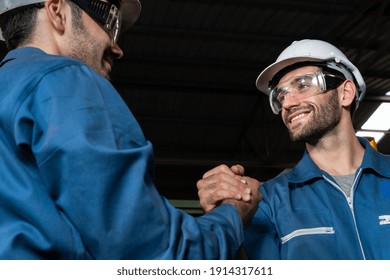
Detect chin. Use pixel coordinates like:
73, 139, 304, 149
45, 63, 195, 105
288, 126, 311, 142
103, 73, 111, 81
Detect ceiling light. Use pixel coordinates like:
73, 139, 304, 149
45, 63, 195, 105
356, 92, 390, 143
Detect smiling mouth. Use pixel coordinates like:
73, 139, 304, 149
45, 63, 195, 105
101, 57, 113, 76
291, 113, 307, 123
103, 49, 115, 69
104, 56, 113, 67
288, 110, 311, 124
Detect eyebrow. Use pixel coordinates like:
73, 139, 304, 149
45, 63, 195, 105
278, 73, 314, 87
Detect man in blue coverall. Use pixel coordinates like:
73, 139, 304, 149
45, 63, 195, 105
0, 0, 261, 259
198, 39, 390, 259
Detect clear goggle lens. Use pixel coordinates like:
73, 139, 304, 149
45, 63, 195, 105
72, 0, 123, 44
104, 4, 122, 43
269, 71, 345, 114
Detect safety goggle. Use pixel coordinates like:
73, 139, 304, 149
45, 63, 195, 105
71, 0, 122, 44
269, 70, 345, 114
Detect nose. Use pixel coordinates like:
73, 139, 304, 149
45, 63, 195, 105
281, 92, 301, 110
110, 43, 124, 60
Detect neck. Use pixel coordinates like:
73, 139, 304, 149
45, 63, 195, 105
306, 120, 365, 176
18, 3, 66, 56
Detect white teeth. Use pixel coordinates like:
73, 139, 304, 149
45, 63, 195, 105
291, 113, 307, 122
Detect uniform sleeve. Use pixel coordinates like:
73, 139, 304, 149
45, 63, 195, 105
13, 64, 243, 259
243, 187, 281, 259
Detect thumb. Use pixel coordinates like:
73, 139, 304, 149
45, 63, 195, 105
231, 164, 245, 176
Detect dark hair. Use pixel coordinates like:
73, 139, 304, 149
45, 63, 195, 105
0, 4, 41, 50
0, 1, 82, 50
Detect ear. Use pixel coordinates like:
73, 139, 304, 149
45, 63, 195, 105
339, 80, 356, 107
44, 0, 68, 36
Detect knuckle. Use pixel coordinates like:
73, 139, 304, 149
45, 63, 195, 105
196, 179, 204, 189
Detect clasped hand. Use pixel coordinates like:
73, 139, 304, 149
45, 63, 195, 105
197, 164, 262, 227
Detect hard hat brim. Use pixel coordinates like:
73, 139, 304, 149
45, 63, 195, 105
121, 0, 142, 32
255, 56, 323, 95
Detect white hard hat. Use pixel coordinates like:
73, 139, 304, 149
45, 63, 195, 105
0, 0, 43, 13
256, 39, 366, 109
0, 0, 141, 40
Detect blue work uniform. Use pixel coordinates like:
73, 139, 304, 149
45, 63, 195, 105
0, 47, 243, 259
244, 137, 390, 259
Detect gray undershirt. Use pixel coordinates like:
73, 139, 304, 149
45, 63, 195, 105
332, 174, 355, 198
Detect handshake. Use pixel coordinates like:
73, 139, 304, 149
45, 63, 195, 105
197, 164, 263, 227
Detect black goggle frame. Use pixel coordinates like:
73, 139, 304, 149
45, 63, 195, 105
71, 0, 122, 43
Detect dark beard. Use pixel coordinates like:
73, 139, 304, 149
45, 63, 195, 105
288, 90, 341, 144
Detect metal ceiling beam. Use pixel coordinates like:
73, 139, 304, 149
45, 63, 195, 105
114, 78, 258, 93
163, 0, 351, 12
364, 95, 390, 102
127, 25, 387, 53
120, 52, 258, 70
352, 0, 388, 65
117, 52, 390, 81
